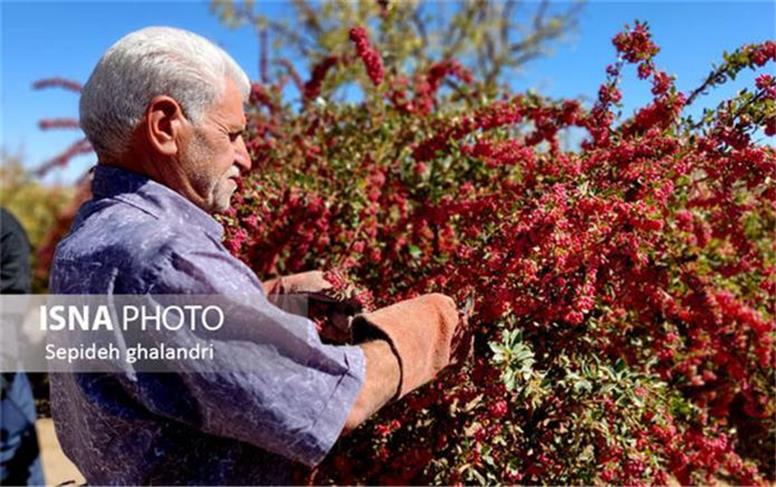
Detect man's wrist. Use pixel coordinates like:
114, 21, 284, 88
344, 338, 402, 432
352, 316, 403, 401
360, 338, 401, 404
373, 339, 401, 402
261, 277, 283, 295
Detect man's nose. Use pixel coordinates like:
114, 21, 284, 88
235, 136, 252, 174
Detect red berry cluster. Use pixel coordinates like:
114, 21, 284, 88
349, 27, 384, 86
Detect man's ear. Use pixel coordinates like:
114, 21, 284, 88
145, 96, 187, 157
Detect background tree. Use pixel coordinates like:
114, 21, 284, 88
210, 0, 584, 98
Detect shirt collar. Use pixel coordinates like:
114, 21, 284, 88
90, 165, 224, 239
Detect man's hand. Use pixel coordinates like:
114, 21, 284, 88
262, 270, 332, 297
262, 271, 360, 343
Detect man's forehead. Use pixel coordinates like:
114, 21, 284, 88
210, 77, 247, 127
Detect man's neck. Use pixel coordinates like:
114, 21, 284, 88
103, 152, 210, 216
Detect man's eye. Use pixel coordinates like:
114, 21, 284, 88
229, 131, 244, 141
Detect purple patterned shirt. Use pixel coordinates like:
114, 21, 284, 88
49, 165, 365, 485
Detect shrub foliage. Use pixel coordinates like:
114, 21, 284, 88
219, 20, 775, 485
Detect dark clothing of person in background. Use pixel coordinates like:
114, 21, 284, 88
1, 208, 32, 294
1, 208, 44, 485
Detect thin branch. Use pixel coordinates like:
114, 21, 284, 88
685, 65, 729, 107
411, 5, 429, 52
276, 58, 305, 95
32, 78, 82, 93
534, 0, 550, 32
38, 118, 80, 130
260, 26, 269, 83
231, 1, 318, 58
293, 0, 323, 37
33, 138, 93, 177
501, 0, 516, 46
442, 1, 480, 62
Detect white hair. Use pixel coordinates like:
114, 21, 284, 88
79, 26, 251, 161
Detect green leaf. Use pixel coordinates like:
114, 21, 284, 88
408, 244, 422, 259
614, 358, 626, 372
574, 380, 593, 395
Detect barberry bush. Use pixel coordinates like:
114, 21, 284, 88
32, 7, 774, 485
218, 19, 775, 486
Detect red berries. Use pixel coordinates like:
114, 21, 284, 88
488, 400, 509, 418
349, 27, 384, 87
304, 56, 339, 100
612, 21, 660, 63
218, 21, 774, 487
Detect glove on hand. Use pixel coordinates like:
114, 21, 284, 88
351, 293, 460, 401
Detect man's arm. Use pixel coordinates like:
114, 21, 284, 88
341, 292, 462, 432
260, 269, 402, 433
342, 339, 400, 434
103, 248, 369, 468
114, 247, 455, 465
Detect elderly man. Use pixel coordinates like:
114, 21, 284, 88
49, 26, 461, 485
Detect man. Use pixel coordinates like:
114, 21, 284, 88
49, 26, 462, 485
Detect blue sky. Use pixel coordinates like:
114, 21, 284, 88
1, 1, 774, 184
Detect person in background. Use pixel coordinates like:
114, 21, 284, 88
1, 208, 45, 485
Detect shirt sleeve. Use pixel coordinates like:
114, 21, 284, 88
115, 246, 366, 467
